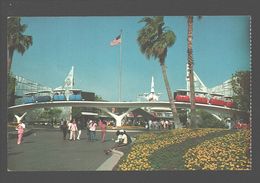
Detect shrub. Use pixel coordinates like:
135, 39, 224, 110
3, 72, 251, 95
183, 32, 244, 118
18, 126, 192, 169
196, 110, 226, 128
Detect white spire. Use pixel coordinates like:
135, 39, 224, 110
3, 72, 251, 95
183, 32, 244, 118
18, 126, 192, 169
139, 76, 160, 102
151, 76, 155, 93
64, 66, 74, 89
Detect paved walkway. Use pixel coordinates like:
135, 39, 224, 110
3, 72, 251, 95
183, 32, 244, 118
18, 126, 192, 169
7, 129, 141, 171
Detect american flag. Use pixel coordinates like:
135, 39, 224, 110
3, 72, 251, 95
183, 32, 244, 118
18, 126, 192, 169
110, 34, 121, 46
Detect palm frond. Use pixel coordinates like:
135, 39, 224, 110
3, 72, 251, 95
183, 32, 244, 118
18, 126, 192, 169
7, 16, 33, 72
137, 16, 176, 64
138, 17, 153, 24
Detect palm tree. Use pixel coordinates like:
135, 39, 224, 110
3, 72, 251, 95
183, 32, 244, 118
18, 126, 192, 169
7, 17, 33, 74
137, 16, 182, 128
187, 16, 202, 128
187, 16, 196, 128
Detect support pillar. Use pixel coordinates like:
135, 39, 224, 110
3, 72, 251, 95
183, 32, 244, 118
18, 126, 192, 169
14, 112, 27, 123
99, 107, 137, 127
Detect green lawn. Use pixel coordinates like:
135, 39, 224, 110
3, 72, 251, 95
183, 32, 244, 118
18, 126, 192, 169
149, 130, 236, 170
114, 128, 251, 171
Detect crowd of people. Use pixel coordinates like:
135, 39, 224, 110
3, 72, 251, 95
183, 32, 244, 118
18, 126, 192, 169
59, 118, 132, 154
14, 112, 175, 147
146, 119, 174, 130
59, 118, 108, 142
14, 117, 132, 149
122, 119, 175, 130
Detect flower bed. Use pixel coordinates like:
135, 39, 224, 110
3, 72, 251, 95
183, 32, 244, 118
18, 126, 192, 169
183, 129, 251, 170
117, 128, 225, 171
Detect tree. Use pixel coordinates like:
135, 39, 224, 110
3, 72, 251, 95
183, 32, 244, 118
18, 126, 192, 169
40, 108, 62, 126
187, 16, 196, 128
186, 16, 202, 128
137, 16, 182, 128
7, 17, 33, 74
26, 109, 44, 123
231, 71, 250, 112
196, 110, 226, 128
95, 95, 104, 101
7, 73, 16, 107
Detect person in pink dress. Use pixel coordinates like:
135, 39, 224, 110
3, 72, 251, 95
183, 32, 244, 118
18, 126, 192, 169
98, 119, 107, 143
16, 121, 25, 145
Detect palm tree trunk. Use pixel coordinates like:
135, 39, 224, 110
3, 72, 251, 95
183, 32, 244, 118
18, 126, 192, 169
160, 62, 182, 128
7, 46, 10, 74
187, 16, 197, 128
7, 46, 14, 74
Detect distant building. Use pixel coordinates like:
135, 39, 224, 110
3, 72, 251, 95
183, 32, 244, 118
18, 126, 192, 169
186, 64, 234, 97
14, 75, 52, 105
13, 75, 97, 121
208, 79, 233, 97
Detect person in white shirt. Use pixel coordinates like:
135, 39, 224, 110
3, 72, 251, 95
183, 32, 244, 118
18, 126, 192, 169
88, 120, 97, 141
104, 129, 131, 154
148, 120, 152, 129
69, 119, 78, 141
67, 120, 73, 140
77, 120, 83, 140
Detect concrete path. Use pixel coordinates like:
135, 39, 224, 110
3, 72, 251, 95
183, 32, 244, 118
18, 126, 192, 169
7, 129, 141, 171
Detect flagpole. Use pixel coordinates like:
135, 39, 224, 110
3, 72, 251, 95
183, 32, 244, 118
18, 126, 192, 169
119, 30, 122, 102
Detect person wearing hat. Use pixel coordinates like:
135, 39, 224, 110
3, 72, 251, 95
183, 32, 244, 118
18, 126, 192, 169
104, 129, 130, 154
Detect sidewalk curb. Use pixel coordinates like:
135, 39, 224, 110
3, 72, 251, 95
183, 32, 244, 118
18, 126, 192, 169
96, 138, 136, 171
112, 149, 124, 156
96, 150, 124, 171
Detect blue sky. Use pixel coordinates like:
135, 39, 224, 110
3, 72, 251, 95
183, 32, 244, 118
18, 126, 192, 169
11, 16, 250, 101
